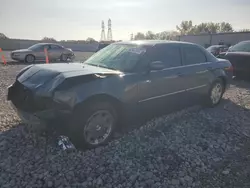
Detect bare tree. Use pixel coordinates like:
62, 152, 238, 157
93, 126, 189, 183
0, 33, 8, 39
42, 37, 57, 42
134, 32, 145, 40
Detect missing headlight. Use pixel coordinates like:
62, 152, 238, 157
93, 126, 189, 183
56, 74, 98, 91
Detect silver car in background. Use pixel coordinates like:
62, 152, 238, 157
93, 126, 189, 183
11, 43, 75, 63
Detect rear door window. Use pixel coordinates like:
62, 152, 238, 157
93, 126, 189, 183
50, 45, 62, 50
182, 46, 207, 65
149, 45, 182, 68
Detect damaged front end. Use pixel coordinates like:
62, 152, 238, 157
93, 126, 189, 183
8, 79, 71, 133
7, 63, 120, 134
7, 65, 74, 133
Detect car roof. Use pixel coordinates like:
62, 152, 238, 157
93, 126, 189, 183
115, 40, 197, 47
209, 45, 227, 48
36, 43, 62, 46
238, 40, 250, 43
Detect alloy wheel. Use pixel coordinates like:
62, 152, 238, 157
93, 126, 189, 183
211, 83, 223, 104
26, 55, 35, 63
83, 110, 114, 145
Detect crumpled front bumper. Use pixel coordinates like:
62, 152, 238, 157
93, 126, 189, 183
7, 82, 71, 133
10, 102, 47, 131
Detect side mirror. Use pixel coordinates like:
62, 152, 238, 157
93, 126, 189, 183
149, 61, 165, 71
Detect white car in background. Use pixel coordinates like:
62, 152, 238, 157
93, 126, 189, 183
11, 43, 75, 63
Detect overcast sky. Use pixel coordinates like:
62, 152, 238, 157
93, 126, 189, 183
1, 0, 250, 41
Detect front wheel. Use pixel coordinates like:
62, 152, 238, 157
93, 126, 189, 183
69, 101, 117, 148
25, 54, 35, 63
205, 79, 224, 107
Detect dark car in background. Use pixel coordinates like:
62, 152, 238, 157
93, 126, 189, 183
7, 40, 233, 148
95, 43, 111, 52
11, 43, 75, 63
217, 40, 250, 78
207, 45, 228, 56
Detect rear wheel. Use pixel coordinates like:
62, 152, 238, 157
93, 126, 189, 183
69, 101, 117, 148
205, 78, 224, 107
60, 54, 68, 62
25, 54, 35, 63
68, 54, 75, 62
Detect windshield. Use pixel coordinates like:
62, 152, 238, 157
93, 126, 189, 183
228, 41, 250, 52
84, 44, 146, 72
28, 44, 44, 50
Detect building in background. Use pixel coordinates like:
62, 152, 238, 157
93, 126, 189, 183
179, 31, 250, 48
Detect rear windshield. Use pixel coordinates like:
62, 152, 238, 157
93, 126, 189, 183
229, 41, 250, 52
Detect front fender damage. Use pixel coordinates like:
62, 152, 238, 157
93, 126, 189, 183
52, 73, 118, 109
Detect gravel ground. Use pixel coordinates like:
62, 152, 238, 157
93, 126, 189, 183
0, 64, 250, 188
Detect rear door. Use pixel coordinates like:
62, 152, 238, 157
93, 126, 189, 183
48, 45, 63, 60
138, 44, 187, 110
34, 44, 49, 61
180, 45, 214, 100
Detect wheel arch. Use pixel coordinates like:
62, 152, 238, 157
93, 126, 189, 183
217, 76, 227, 92
74, 93, 123, 117
212, 69, 228, 92
25, 54, 35, 62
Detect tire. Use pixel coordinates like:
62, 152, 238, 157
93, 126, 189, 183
69, 101, 117, 149
205, 78, 224, 107
68, 54, 75, 62
25, 54, 35, 63
60, 54, 68, 62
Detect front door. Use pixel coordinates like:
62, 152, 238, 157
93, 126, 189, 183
138, 44, 187, 112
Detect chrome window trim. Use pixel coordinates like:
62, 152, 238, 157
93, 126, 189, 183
150, 62, 211, 73
139, 84, 207, 103
186, 84, 207, 91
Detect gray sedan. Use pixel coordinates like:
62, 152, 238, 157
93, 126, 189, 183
11, 43, 75, 63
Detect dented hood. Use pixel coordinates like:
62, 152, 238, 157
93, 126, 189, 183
17, 62, 121, 90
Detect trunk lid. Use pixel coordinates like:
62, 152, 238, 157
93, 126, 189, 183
219, 52, 250, 71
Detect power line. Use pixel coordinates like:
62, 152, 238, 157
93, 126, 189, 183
100, 20, 106, 41
107, 18, 112, 41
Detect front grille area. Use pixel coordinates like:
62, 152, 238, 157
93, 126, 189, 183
9, 81, 56, 113
10, 81, 35, 112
